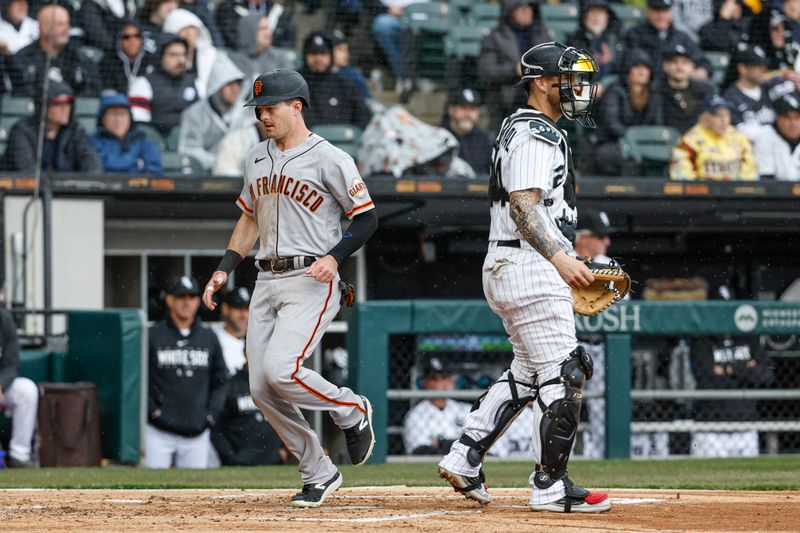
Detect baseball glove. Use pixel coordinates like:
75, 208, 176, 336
571, 258, 631, 317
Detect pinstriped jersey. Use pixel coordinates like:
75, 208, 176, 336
237, 133, 374, 260
488, 107, 577, 252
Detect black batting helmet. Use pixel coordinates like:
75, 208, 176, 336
514, 42, 599, 128
244, 69, 311, 115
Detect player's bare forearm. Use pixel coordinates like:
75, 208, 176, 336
227, 213, 260, 257
509, 189, 562, 260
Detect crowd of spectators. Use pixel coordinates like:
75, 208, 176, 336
1, 0, 800, 180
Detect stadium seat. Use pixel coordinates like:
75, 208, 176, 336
401, 2, 451, 34
166, 126, 181, 151
445, 26, 485, 59
1, 96, 34, 116
74, 97, 100, 118
610, 4, 644, 30
705, 51, 730, 87
77, 116, 96, 135
135, 123, 167, 151
621, 125, 681, 177
313, 124, 362, 158
468, 3, 501, 31
540, 3, 580, 42
163, 152, 204, 175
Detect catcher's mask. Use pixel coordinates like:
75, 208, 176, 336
515, 42, 599, 128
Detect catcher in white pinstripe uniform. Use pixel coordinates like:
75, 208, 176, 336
438, 42, 611, 514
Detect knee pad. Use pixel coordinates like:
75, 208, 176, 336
533, 346, 593, 489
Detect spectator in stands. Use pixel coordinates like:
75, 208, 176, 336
147, 275, 228, 469
91, 92, 162, 174
403, 358, 471, 455
129, 33, 199, 135
670, 94, 757, 180
215, 0, 297, 51
0, 0, 38, 55
163, 8, 218, 99
8, 4, 101, 96
371, 0, 419, 98
478, 0, 553, 128
672, 0, 715, 43
211, 362, 287, 466
741, 92, 800, 180
299, 31, 371, 129
0, 304, 38, 468
782, 0, 800, 43
99, 21, 154, 93
212, 118, 266, 176
76, 0, 137, 56
228, 12, 294, 81
212, 287, 250, 377
658, 44, 715, 133
723, 44, 774, 127
178, 52, 247, 170
179, 0, 223, 46
442, 88, 493, 176
566, 0, 620, 78
621, 0, 702, 76
138, 0, 177, 54
699, 0, 750, 52
331, 29, 370, 99
593, 48, 664, 176
690, 287, 774, 458
1, 79, 102, 174
748, 9, 798, 71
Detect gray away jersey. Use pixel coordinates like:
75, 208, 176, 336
237, 133, 374, 259
488, 107, 577, 251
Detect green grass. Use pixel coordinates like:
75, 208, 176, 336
1, 457, 799, 490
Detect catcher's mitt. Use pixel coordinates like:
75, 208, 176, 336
571, 258, 631, 317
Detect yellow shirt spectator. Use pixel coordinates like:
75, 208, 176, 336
669, 95, 757, 180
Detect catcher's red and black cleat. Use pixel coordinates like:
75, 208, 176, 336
530, 490, 611, 513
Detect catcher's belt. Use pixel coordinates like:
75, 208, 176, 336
571, 257, 631, 317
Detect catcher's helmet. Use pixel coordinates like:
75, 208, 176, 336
515, 42, 599, 128
244, 69, 310, 115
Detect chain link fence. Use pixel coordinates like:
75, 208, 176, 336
386, 332, 800, 459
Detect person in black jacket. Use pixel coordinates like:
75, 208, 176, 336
138, 0, 178, 54
215, 0, 297, 51
748, 9, 799, 71
699, 0, 751, 53
477, 0, 554, 129
211, 364, 286, 466
565, 0, 621, 78
657, 43, 716, 133
0, 79, 102, 174
620, 0, 703, 77
441, 88, 493, 176
593, 48, 664, 175
0, 307, 39, 468
722, 44, 775, 126
99, 20, 155, 93
298, 32, 371, 129
146, 275, 228, 469
8, 4, 101, 96
76, 0, 137, 56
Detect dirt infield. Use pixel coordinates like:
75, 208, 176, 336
0, 487, 797, 532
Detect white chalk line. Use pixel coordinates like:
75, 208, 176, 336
259, 510, 480, 523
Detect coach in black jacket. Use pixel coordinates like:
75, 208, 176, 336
146, 275, 228, 469
211, 365, 286, 466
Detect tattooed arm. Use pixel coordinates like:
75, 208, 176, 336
509, 188, 593, 289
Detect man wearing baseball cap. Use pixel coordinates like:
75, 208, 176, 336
670, 95, 757, 180
212, 287, 251, 376
722, 44, 775, 127
659, 43, 715, 133
622, 0, 701, 72
442, 88, 493, 176
741, 92, 800, 180
146, 275, 228, 469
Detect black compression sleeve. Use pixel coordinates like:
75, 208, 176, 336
327, 209, 378, 264
216, 249, 243, 274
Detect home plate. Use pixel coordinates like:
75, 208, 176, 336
611, 498, 663, 505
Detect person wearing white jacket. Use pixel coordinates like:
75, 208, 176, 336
740, 91, 800, 181
163, 7, 216, 99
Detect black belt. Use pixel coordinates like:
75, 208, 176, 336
257, 256, 316, 273
496, 240, 521, 248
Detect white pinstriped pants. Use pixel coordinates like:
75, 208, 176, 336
439, 243, 578, 505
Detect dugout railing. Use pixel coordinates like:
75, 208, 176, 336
347, 300, 800, 463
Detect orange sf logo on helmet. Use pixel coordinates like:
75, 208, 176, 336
254, 80, 262, 96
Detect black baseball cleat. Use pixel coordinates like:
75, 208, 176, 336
290, 471, 343, 508
344, 396, 375, 466
438, 466, 492, 504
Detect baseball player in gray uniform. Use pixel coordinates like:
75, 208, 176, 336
203, 69, 378, 508
438, 43, 611, 513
